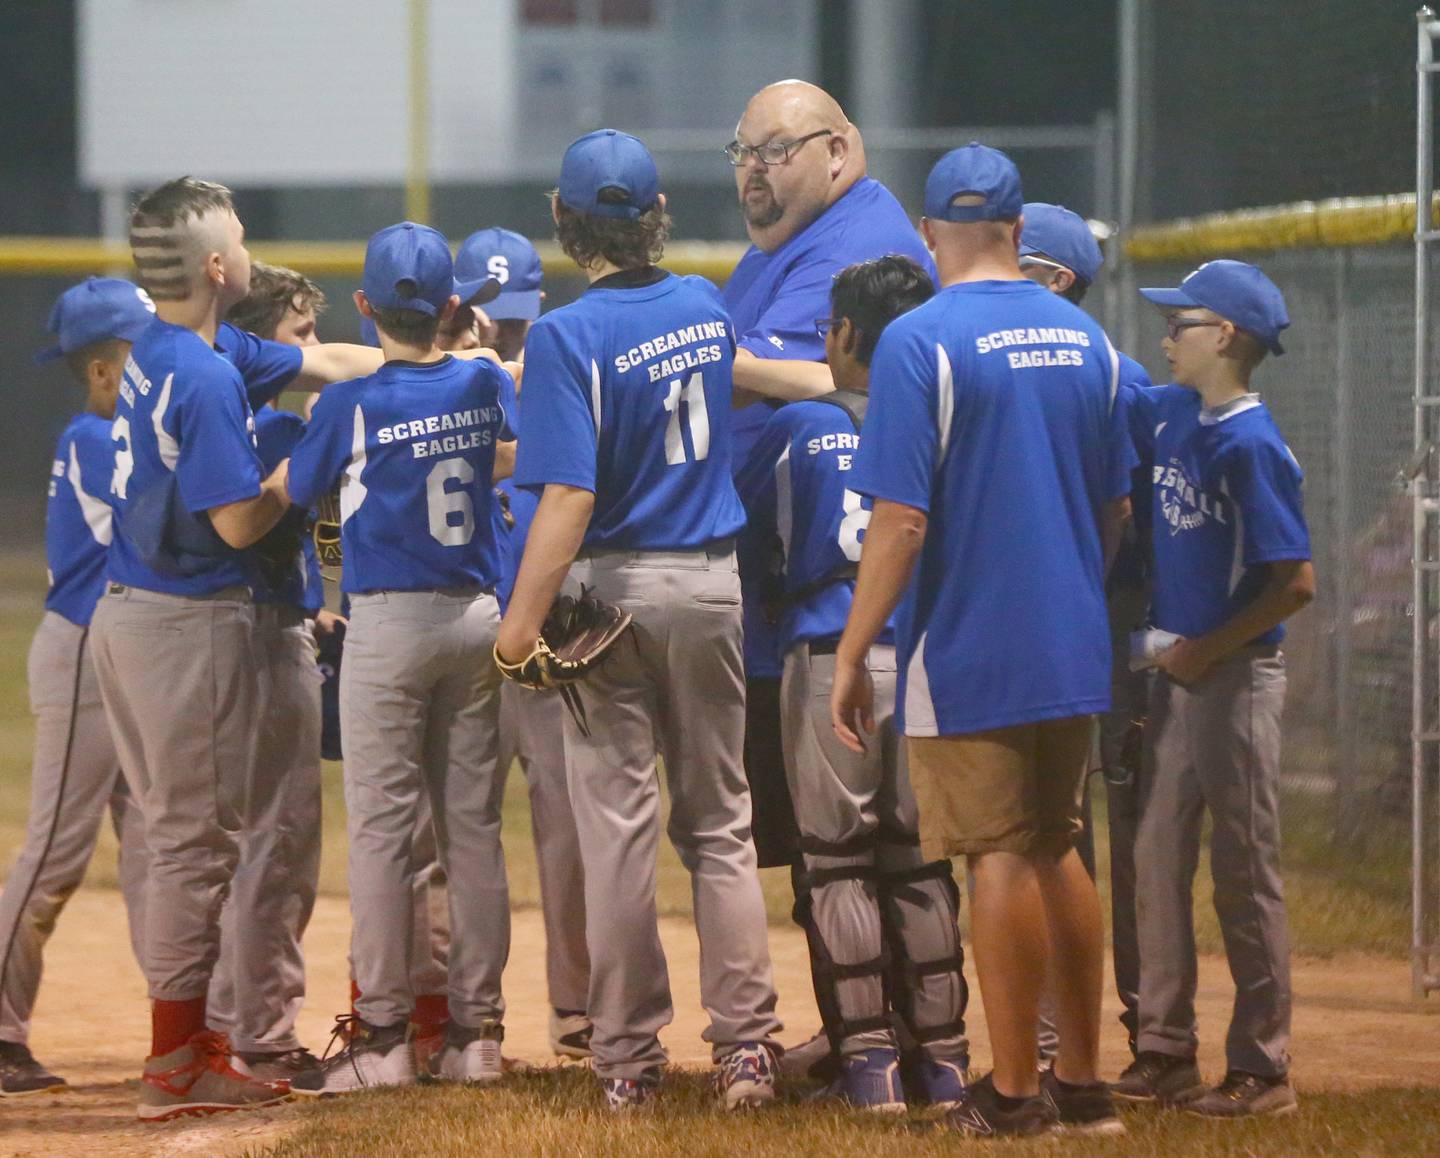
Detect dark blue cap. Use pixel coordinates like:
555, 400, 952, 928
1019, 203, 1103, 286
362, 222, 498, 318
456, 228, 543, 321
558, 129, 660, 221
923, 142, 1024, 222
1140, 259, 1290, 355
36, 277, 156, 364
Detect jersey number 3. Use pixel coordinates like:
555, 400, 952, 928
662, 371, 710, 465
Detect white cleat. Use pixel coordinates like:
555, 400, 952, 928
432, 1021, 505, 1084
290, 1017, 416, 1097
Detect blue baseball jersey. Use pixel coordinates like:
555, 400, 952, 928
287, 356, 515, 594
1131, 387, 1310, 645
723, 176, 935, 677
735, 397, 893, 654
252, 408, 324, 614
1109, 351, 1157, 591
44, 413, 115, 626
851, 279, 1136, 736
214, 321, 305, 411
514, 270, 746, 551
493, 478, 538, 613
107, 318, 265, 596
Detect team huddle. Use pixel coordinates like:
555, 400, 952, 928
0, 80, 1315, 1138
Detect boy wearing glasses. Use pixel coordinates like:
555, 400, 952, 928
1120, 260, 1314, 1117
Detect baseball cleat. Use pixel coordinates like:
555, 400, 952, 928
0, 1040, 67, 1097
911, 1054, 969, 1112
1110, 1050, 1206, 1105
927, 1073, 1057, 1139
235, 1047, 322, 1085
713, 1042, 778, 1110
778, 1028, 836, 1080
137, 1031, 289, 1121
1041, 1068, 1126, 1135
431, 1020, 504, 1084
1185, 1071, 1298, 1118
549, 1008, 594, 1061
601, 1067, 661, 1111
813, 1047, 907, 1113
290, 1016, 415, 1098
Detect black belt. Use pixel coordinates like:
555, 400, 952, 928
807, 637, 841, 656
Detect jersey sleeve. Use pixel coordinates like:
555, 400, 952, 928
72, 418, 118, 516
850, 323, 940, 513
173, 370, 265, 515
217, 323, 305, 410
1228, 436, 1312, 566
286, 389, 353, 509
734, 258, 833, 363
512, 318, 598, 493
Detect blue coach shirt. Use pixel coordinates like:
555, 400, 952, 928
107, 319, 265, 596
287, 356, 515, 595
515, 269, 745, 551
252, 407, 324, 614
44, 413, 114, 626
735, 396, 893, 654
851, 279, 1135, 736
1133, 386, 1310, 645
214, 321, 305, 411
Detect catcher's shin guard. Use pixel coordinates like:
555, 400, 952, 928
791, 835, 892, 1053
876, 853, 968, 1057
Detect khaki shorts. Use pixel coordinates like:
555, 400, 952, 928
908, 715, 1094, 860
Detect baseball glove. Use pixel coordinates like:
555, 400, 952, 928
494, 586, 633, 735
314, 489, 343, 583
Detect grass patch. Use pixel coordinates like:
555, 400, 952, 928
258, 1070, 1440, 1157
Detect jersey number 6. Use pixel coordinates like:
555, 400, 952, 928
662, 371, 710, 465
426, 457, 475, 546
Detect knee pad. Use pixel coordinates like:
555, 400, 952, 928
877, 858, 968, 1046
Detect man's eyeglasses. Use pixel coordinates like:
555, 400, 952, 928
815, 317, 841, 340
1165, 318, 1224, 341
725, 129, 833, 167
1018, 254, 1067, 274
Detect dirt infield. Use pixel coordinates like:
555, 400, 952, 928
4, 888, 1438, 1156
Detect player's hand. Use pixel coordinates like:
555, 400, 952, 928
495, 618, 535, 668
1156, 637, 1214, 686
315, 608, 347, 635
831, 655, 875, 754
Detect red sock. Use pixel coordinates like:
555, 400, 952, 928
351, 978, 361, 1015
412, 993, 450, 1035
152, 998, 206, 1057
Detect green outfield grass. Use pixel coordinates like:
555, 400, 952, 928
0, 547, 1412, 956
259, 1070, 1440, 1157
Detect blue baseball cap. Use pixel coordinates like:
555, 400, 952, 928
456, 228, 543, 321
558, 129, 660, 221
1019, 203, 1103, 286
362, 222, 499, 318
36, 277, 156, 364
923, 142, 1024, 223
1140, 259, 1290, 355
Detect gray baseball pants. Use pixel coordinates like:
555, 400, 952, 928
563, 547, 781, 1079
0, 612, 147, 1043
781, 642, 967, 1061
1135, 648, 1291, 1078
209, 606, 323, 1054
499, 682, 589, 1014
90, 585, 260, 1002
342, 588, 509, 1031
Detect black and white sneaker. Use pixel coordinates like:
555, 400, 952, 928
236, 1047, 322, 1085
290, 1016, 415, 1097
1041, 1068, 1126, 1135
1186, 1071, 1298, 1118
1110, 1050, 1206, 1104
925, 1073, 1056, 1138
549, 1009, 594, 1061
0, 1040, 66, 1097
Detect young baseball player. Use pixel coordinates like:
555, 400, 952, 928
204, 263, 332, 1084
88, 178, 294, 1120
1119, 260, 1313, 1118
1018, 202, 1155, 1061
496, 129, 782, 1111
460, 225, 595, 1060
284, 222, 518, 1095
0, 279, 155, 1097
736, 255, 971, 1113
831, 145, 1134, 1138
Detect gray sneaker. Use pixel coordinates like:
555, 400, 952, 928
137, 1032, 289, 1121
1186, 1071, 1298, 1118
1110, 1050, 1206, 1104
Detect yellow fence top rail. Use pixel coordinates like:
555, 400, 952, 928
1125, 193, 1438, 262
0, 237, 750, 282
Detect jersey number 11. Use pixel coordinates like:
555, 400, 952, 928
662, 371, 710, 465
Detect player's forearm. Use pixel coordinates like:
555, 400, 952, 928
208, 464, 292, 550
493, 440, 517, 482
293, 343, 386, 390
731, 348, 835, 404
836, 500, 928, 666
497, 484, 595, 656
1189, 559, 1316, 663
